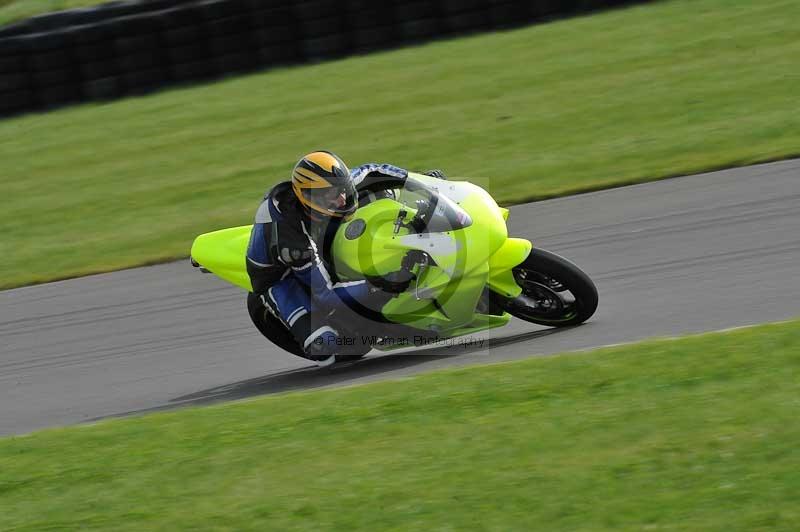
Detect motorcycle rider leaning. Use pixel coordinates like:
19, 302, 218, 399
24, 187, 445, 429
246, 150, 445, 366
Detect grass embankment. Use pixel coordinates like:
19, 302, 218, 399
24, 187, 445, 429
2, 319, 800, 530
0, 0, 106, 26
2, 0, 800, 288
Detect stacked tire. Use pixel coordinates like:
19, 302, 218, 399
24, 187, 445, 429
26, 30, 82, 110
160, 5, 213, 83
250, 4, 298, 67
0, 36, 32, 115
76, 21, 122, 100
395, 0, 441, 42
345, 1, 395, 53
294, 0, 351, 61
439, 0, 490, 35
0, 0, 648, 118
202, 0, 256, 76
112, 15, 168, 95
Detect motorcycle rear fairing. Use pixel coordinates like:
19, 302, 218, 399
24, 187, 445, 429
190, 225, 253, 291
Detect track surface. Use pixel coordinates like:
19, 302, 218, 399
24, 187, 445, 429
2, 161, 799, 436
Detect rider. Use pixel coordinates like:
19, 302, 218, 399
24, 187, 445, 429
246, 150, 445, 366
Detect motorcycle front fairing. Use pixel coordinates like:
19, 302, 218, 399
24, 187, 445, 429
332, 173, 532, 334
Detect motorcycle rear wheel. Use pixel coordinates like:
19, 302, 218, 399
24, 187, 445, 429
500, 248, 598, 327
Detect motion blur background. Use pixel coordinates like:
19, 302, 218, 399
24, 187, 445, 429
2, 1, 799, 530
0, 0, 641, 116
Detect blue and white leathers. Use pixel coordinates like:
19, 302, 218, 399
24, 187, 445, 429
246, 163, 408, 360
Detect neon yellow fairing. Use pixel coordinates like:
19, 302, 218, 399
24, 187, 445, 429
190, 225, 253, 291
190, 173, 532, 337
332, 173, 529, 333
486, 238, 532, 298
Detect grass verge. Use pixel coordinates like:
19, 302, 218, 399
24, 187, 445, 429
2, 319, 800, 530
0, 0, 106, 26
3, 0, 800, 288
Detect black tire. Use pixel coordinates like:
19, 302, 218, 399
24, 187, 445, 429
0, 35, 30, 55
81, 59, 118, 80
398, 19, 440, 40
213, 51, 256, 74
114, 34, 159, 55
352, 26, 396, 49
117, 50, 162, 71
162, 26, 204, 46
500, 248, 598, 327
300, 16, 343, 38
0, 89, 32, 114
301, 33, 348, 60
28, 12, 84, 32
444, 10, 490, 33
167, 43, 208, 63
209, 34, 249, 56
37, 82, 80, 107
30, 49, 70, 71
347, 7, 392, 29
82, 76, 121, 100
292, 0, 340, 20
207, 14, 251, 37
158, 6, 205, 31
246, 293, 367, 363
247, 292, 306, 357
394, 1, 437, 20
256, 42, 299, 65
250, 7, 293, 31
31, 67, 73, 87
490, 2, 524, 28
0, 72, 28, 92
26, 29, 71, 51
122, 67, 168, 93
0, 54, 26, 74
440, 0, 485, 12
75, 42, 116, 62
200, 0, 244, 21
170, 60, 214, 81
253, 25, 293, 47
71, 22, 117, 47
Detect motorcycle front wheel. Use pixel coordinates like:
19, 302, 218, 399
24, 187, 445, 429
499, 248, 598, 327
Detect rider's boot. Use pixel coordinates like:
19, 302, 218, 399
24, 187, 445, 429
301, 325, 340, 367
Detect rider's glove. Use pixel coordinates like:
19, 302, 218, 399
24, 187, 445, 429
423, 169, 447, 180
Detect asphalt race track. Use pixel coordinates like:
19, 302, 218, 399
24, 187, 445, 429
2, 160, 798, 436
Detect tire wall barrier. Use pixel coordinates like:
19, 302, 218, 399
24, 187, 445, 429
0, 0, 649, 117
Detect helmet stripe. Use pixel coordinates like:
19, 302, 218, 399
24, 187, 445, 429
294, 168, 331, 188
307, 151, 337, 172
295, 167, 322, 182
300, 160, 335, 179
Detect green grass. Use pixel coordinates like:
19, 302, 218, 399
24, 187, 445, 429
3, 0, 800, 289
0, 0, 107, 26
2, 319, 799, 531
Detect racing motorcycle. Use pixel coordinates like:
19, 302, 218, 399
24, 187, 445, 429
190, 172, 598, 361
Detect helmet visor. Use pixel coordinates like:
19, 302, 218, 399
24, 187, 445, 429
301, 182, 357, 217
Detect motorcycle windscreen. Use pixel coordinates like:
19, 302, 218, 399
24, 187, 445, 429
424, 192, 473, 233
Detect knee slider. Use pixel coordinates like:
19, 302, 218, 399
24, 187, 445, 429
291, 314, 339, 359
304, 327, 339, 358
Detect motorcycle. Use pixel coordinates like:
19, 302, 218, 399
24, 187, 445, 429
190, 172, 598, 361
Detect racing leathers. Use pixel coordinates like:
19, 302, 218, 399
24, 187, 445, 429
246, 163, 409, 362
